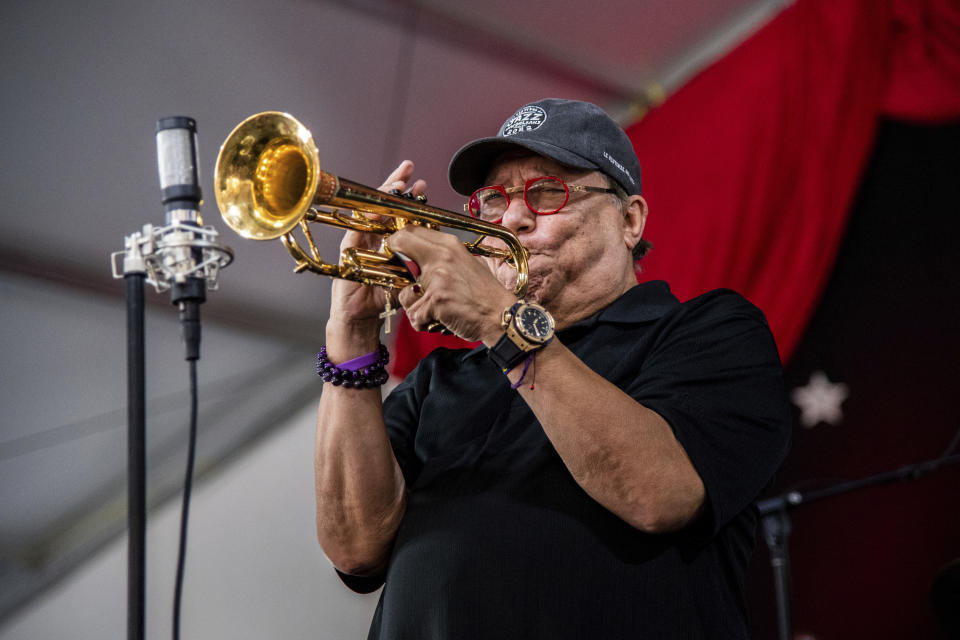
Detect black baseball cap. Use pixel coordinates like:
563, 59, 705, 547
448, 98, 642, 197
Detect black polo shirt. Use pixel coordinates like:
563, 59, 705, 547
340, 281, 792, 639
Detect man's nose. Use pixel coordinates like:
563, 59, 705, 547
499, 195, 536, 234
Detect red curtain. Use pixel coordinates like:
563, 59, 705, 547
627, 0, 890, 362
883, 0, 960, 121
392, 0, 960, 378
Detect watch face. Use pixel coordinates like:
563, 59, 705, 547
517, 305, 554, 342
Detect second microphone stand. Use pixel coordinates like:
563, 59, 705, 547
757, 452, 960, 640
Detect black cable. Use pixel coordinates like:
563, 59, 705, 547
940, 424, 960, 460
172, 358, 199, 640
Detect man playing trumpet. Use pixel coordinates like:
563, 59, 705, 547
315, 98, 791, 639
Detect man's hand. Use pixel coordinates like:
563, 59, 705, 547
391, 225, 516, 345
325, 160, 428, 358
329, 161, 427, 324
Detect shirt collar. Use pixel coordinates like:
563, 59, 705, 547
462, 280, 678, 361
583, 280, 679, 325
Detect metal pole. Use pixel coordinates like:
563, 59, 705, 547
125, 272, 146, 640
760, 506, 793, 640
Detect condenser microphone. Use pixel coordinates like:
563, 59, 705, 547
112, 117, 232, 360
156, 116, 202, 224
154, 116, 209, 361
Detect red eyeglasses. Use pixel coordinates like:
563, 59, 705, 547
465, 176, 616, 223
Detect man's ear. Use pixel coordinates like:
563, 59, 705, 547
623, 195, 648, 253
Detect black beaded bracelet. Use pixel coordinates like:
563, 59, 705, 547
316, 344, 391, 388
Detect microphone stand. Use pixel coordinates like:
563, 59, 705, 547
756, 452, 960, 640
112, 223, 231, 640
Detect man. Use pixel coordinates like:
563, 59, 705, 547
315, 98, 791, 638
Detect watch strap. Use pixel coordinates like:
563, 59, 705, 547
488, 330, 531, 370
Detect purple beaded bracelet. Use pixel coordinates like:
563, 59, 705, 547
317, 344, 390, 388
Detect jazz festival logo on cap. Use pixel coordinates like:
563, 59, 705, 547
501, 106, 547, 137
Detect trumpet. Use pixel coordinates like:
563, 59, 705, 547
213, 112, 529, 297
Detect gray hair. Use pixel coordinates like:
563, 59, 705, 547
605, 175, 653, 262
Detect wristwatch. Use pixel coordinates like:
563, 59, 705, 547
487, 300, 555, 370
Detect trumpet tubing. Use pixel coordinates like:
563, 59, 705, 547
214, 112, 529, 295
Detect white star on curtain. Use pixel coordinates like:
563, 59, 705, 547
791, 370, 850, 428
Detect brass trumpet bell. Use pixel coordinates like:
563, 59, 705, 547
216, 112, 319, 240
214, 112, 529, 295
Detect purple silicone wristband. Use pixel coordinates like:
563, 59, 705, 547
317, 344, 390, 388
337, 350, 382, 371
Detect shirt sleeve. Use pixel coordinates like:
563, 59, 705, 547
336, 568, 388, 594
626, 290, 792, 537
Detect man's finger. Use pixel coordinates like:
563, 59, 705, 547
378, 160, 415, 192
408, 178, 428, 198
389, 225, 457, 264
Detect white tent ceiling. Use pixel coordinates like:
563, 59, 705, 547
0, 0, 788, 622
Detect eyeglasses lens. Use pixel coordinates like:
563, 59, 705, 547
524, 177, 567, 215
470, 188, 507, 221
469, 177, 568, 221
